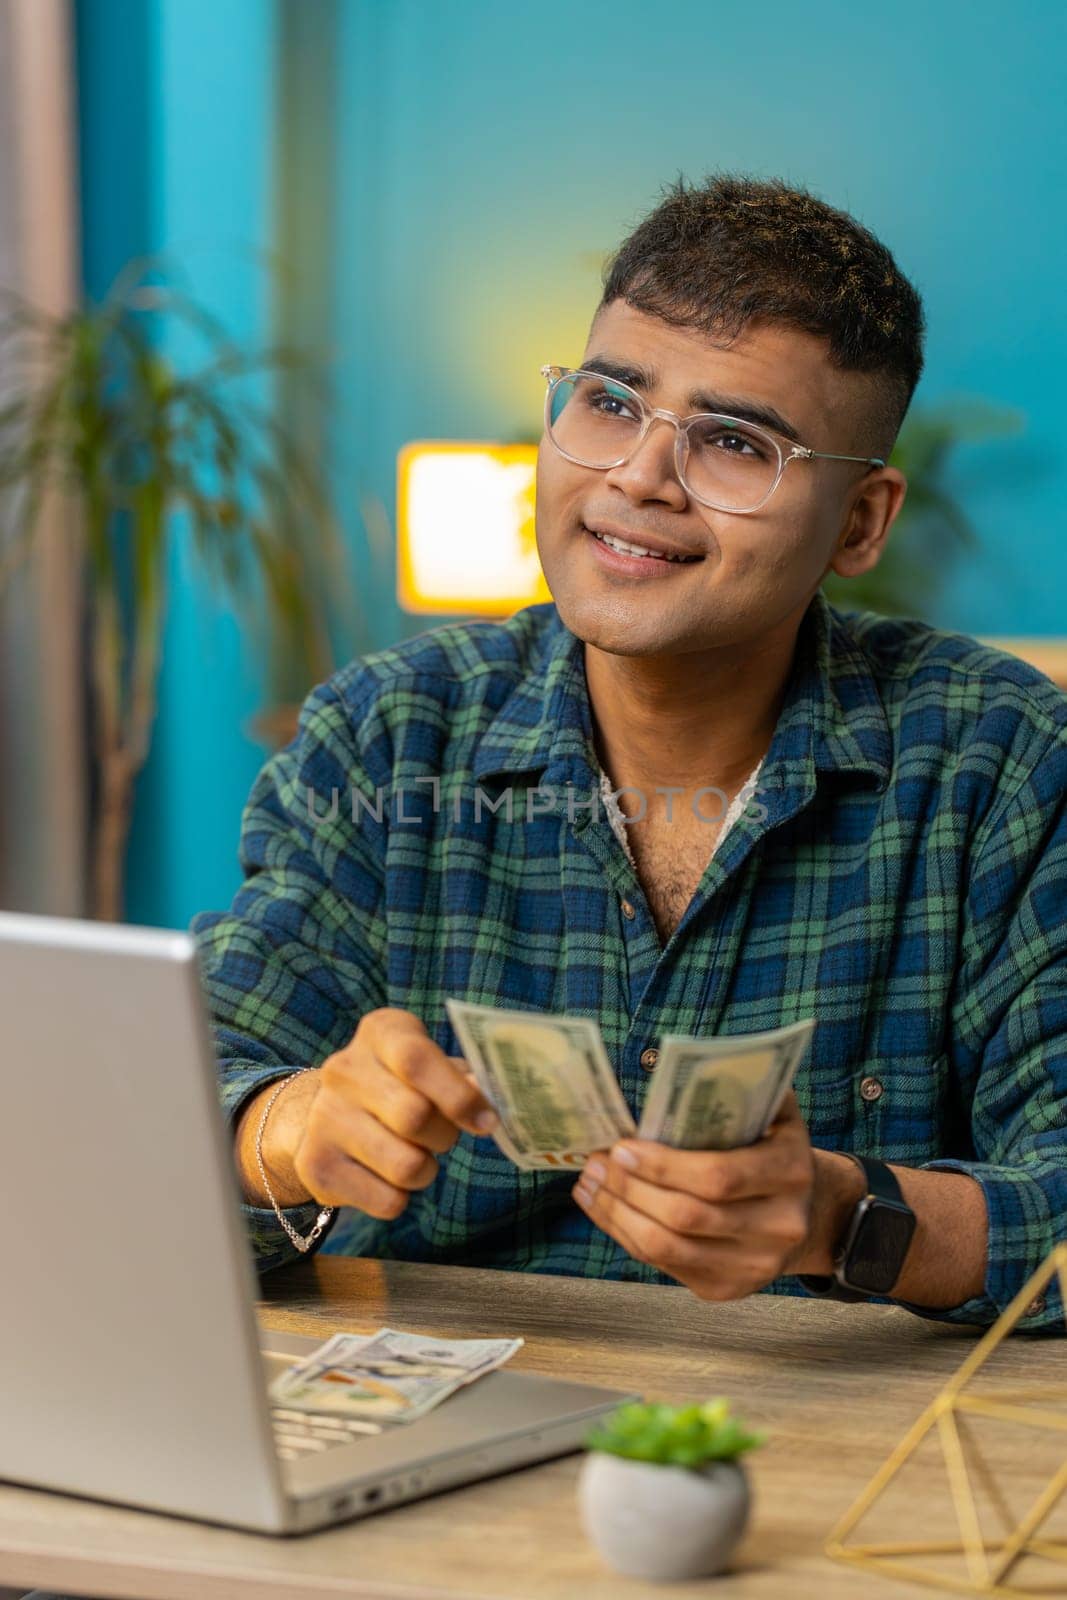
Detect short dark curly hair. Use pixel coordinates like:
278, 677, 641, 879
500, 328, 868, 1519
597, 172, 925, 460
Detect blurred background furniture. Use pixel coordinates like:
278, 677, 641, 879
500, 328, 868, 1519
981, 639, 1067, 690
0, 0, 85, 917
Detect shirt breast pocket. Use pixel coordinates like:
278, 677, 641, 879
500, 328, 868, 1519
795, 1060, 860, 1151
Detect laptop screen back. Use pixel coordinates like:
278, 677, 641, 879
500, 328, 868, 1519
0, 912, 287, 1530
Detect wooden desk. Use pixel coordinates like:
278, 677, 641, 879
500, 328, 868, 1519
0, 1259, 1061, 1599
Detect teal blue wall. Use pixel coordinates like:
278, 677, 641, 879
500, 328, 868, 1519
75, 0, 1067, 930
76, 0, 279, 930
329, 0, 1066, 635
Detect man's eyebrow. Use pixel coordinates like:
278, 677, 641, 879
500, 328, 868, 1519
580, 355, 804, 446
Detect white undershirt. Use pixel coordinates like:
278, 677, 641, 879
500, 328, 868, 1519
596, 757, 767, 872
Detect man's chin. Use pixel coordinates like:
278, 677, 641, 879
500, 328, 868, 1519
550, 586, 685, 658
540, 537, 719, 655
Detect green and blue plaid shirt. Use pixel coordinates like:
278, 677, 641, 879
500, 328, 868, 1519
191, 589, 1067, 1329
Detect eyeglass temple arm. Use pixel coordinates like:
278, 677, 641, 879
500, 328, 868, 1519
798, 446, 887, 467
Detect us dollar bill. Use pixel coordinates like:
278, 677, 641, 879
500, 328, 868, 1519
636, 1017, 815, 1149
269, 1327, 524, 1423
445, 997, 637, 1170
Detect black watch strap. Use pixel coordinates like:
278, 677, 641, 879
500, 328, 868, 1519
847, 1153, 904, 1205
797, 1154, 906, 1302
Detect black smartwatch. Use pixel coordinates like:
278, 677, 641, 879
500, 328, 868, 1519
797, 1154, 917, 1302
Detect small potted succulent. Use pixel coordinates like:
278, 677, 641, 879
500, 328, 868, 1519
578, 1399, 765, 1582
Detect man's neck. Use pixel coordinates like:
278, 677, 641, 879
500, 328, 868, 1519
583, 605, 806, 795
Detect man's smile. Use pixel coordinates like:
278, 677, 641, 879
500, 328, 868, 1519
581, 519, 705, 577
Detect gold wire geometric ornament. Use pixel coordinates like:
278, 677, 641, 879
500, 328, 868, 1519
825, 1245, 1067, 1598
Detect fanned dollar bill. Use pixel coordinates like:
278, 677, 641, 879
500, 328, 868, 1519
637, 1018, 814, 1149
445, 997, 637, 1170
269, 1327, 524, 1423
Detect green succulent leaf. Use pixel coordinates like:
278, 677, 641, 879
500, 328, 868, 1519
584, 1399, 765, 1466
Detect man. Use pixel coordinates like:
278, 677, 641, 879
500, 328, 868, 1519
193, 172, 1067, 1330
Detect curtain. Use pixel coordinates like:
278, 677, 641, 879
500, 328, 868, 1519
0, 0, 86, 915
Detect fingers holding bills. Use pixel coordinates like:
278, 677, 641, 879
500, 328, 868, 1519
446, 998, 813, 1167
445, 998, 637, 1170
636, 1018, 814, 1150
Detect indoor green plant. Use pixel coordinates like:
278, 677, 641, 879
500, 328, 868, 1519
0, 257, 356, 921
819, 395, 1023, 620
579, 1398, 765, 1581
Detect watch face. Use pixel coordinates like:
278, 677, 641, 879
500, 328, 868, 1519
844, 1200, 917, 1295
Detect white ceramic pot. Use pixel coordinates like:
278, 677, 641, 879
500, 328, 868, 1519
578, 1450, 750, 1582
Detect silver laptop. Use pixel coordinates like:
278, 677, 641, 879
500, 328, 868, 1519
0, 911, 637, 1534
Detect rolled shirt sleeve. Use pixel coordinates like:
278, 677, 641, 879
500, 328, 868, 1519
190, 671, 389, 1272
910, 728, 1067, 1330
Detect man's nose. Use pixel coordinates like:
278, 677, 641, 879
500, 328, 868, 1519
602, 414, 688, 507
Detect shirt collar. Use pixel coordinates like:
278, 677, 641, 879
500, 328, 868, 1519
472, 590, 892, 795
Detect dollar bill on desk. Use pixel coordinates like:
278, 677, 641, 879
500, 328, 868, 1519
445, 997, 637, 1170
269, 1327, 524, 1423
636, 1017, 814, 1149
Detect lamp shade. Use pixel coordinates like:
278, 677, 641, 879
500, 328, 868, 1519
397, 441, 551, 615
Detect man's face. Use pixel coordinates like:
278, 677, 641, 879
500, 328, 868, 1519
535, 300, 885, 658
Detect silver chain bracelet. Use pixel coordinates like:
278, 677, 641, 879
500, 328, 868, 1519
254, 1071, 336, 1253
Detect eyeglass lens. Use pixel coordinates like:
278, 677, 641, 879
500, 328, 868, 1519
547, 372, 780, 512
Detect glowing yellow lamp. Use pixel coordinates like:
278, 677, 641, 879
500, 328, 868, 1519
397, 441, 552, 615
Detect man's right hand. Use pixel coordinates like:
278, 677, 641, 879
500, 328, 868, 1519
234, 1008, 499, 1220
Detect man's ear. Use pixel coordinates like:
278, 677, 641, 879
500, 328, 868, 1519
828, 469, 908, 580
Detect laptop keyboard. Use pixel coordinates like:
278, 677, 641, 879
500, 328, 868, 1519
271, 1407, 383, 1461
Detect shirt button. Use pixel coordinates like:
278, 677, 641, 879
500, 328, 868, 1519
1024, 1294, 1047, 1319
639, 1047, 659, 1070
860, 1076, 884, 1103
620, 898, 636, 920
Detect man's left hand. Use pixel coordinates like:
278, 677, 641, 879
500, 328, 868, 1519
572, 1091, 824, 1300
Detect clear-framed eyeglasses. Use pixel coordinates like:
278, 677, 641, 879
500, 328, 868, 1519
541, 364, 885, 515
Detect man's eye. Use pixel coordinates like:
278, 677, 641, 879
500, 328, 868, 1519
588, 388, 637, 419
695, 426, 768, 460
